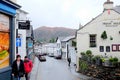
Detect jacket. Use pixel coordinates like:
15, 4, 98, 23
12, 60, 25, 77
24, 60, 33, 73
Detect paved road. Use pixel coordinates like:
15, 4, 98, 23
30, 56, 90, 80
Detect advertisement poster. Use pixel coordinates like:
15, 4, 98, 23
0, 13, 10, 69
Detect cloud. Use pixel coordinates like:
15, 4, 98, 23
62, 0, 75, 14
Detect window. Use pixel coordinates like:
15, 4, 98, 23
106, 46, 110, 52
112, 44, 117, 51
100, 46, 104, 52
90, 35, 96, 47
118, 45, 120, 51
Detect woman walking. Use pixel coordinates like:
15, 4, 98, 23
24, 56, 33, 80
12, 55, 25, 80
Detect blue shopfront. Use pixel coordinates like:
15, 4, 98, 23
0, 0, 20, 80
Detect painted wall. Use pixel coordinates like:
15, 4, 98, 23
10, 0, 17, 3
15, 9, 28, 59
77, 9, 120, 71
18, 30, 26, 59
77, 10, 120, 57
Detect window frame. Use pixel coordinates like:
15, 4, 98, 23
112, 44, 118, 51
99, 46, 104, 52
106, 46, 110, 52
89, 34, 97, 47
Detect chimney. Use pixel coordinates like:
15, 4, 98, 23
103, 0, 114, 10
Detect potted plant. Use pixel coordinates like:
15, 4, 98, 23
101, 31, 107, 40
86, 50, 92, 56
95, 55, 102, 66
110, 36, 113, 40
80, 52, 87, 61
109, 57, 114, 67
86, 50, 92, 63
113, 57, 118, 67
91, 56, 96, 64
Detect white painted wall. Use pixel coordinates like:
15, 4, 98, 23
15, 9, 28, 59
10, 0, 17, 3
77, 10, 120, 57
77, 9, 120, 71
18, 30, 26, 59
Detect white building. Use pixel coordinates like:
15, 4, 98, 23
56, 36, 76, 63
41, 43, 57, 56
10, 0, 17, 3
76, 0, 120, 71
15, 9, 28, 59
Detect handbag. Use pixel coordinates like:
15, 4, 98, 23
21, 77, 25, 80
18, 72, 24, 77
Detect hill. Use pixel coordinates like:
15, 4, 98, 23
34, 26, 76, 42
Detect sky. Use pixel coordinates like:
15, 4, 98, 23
17, 0, 120, 29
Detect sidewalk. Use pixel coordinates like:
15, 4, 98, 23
30, 57, 39, 80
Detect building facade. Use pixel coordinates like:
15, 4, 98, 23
76, 0, 120, 71
0, 0, 20, 80
57, 36, 76, 61
15, 9, 28, 59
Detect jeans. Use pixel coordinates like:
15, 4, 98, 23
13, 77, 21, 80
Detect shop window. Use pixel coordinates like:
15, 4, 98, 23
90, 35, 96, 47
100, 46, 104, 52
106, 46, 110, 52
0, 13, 10, 69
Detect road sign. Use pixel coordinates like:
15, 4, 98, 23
16, 38, 21, 47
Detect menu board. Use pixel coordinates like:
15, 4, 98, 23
0, 13, 10, 69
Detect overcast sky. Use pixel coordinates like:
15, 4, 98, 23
17, 0, 120, 29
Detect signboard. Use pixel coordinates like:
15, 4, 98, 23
0, 13, 10, 69
18, 21, 30, 30
16, 38, 21, 47
103, 20, 120, 27
28, 43, 33, 48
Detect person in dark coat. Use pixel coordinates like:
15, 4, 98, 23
67, 57, 71, 66
12, 55, 25, 80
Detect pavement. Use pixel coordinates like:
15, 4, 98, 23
30, 56, 92, 80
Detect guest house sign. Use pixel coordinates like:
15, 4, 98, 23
103, 20, 120, 27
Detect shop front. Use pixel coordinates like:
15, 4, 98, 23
0, 0, 20, 80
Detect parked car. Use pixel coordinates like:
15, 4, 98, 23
48, 53, 54, 57
55, 55, 62, 59
43, 53, 47, 56
38, 56, 46, 62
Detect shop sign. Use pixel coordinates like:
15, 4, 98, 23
103, 21, 120, 27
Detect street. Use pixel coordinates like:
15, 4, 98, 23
30, 56, 90, 80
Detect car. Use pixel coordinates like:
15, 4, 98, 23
38, 56, 46, 62
48, 53, 54, 57
55, 55, 62, 59
43, 53, 47, 56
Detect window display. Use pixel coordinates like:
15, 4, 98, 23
0, 13, 10, 69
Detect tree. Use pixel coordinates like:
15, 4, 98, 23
49, 38, 55, 43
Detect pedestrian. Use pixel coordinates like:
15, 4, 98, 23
12, 55, 25, 80
24, 56, 33, 80
67, 57, 71, 66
